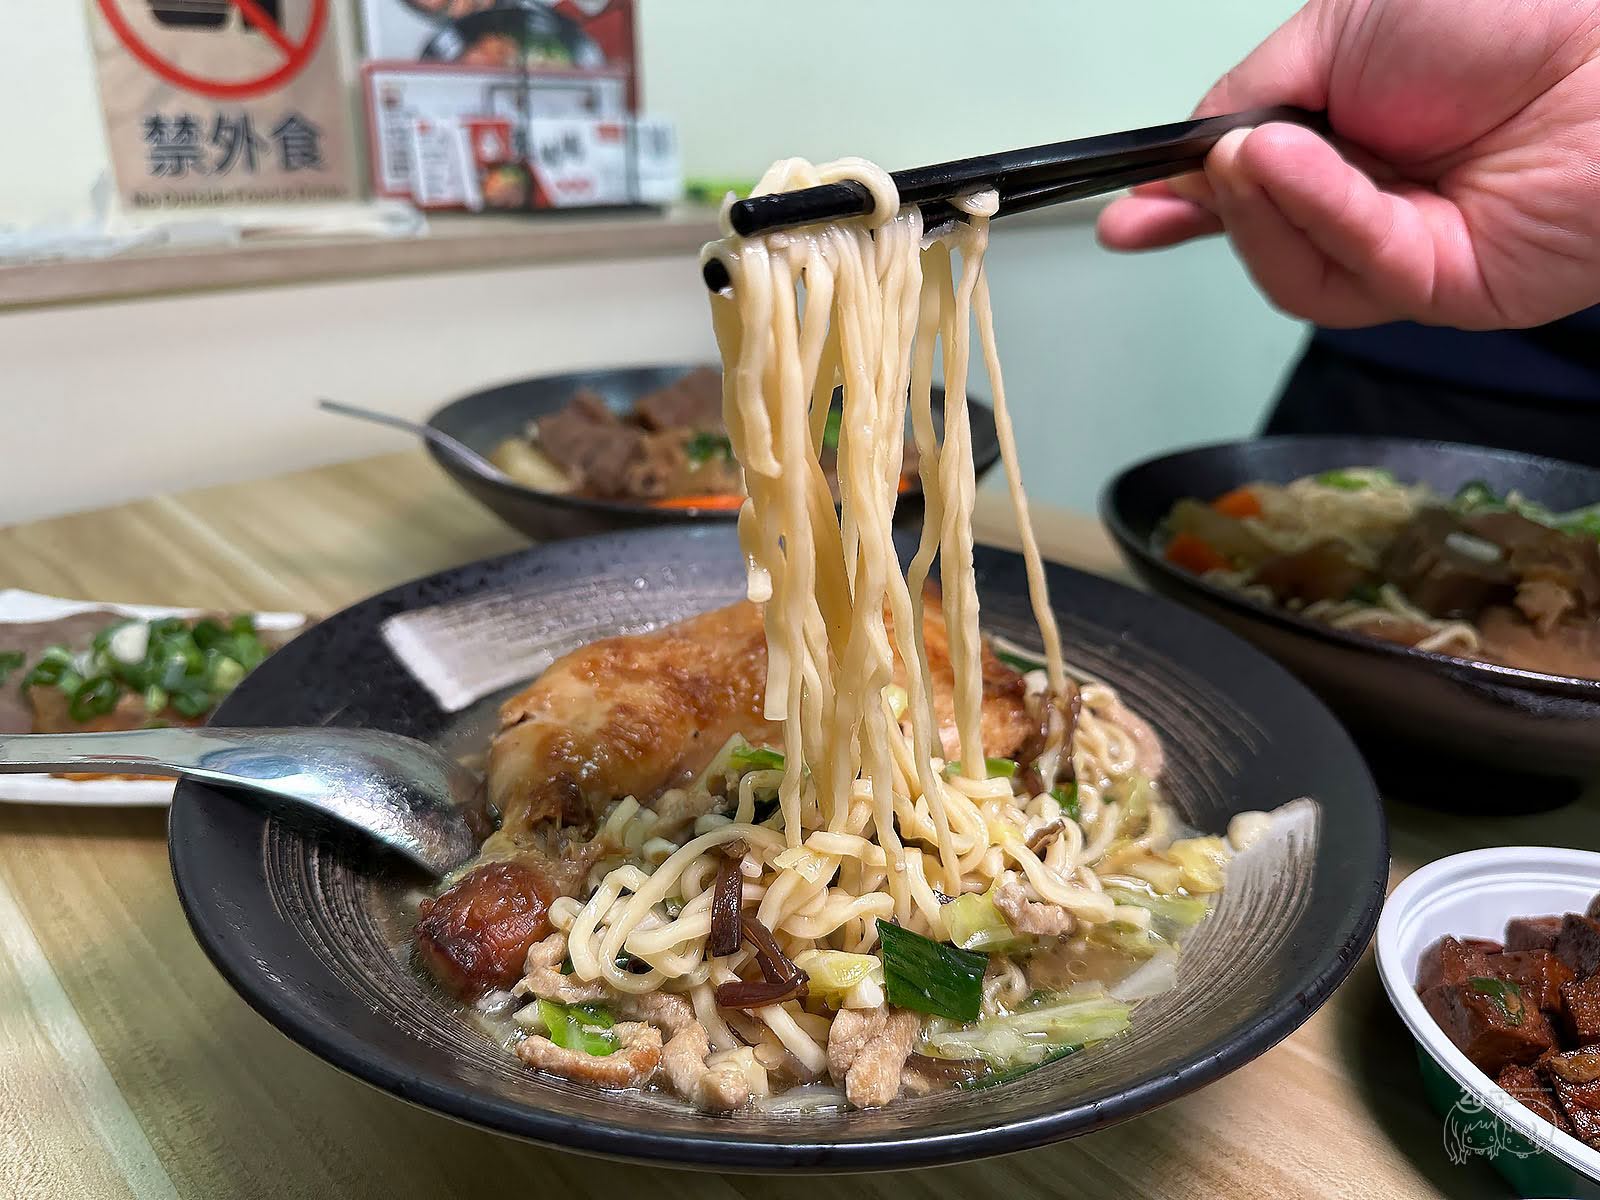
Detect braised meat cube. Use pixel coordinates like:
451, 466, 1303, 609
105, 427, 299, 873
1249, 540, 1376, 607
1421, 980, 1554, 1075
1562, 974, 1600, 1044
1416, 935, 1496, 991
1462, 937, 1504, 956
1545, 1051, 1600, 1149
1487, 950, 1574, 1013
1497, 1063, 1571, 1132
1587, 895, 1600, 921
415, 861, 556, 999
1553, 914, 1600, 978
1506, 915, 1565, 952
1380, 508, 1513, 618
632, 367, 724, 432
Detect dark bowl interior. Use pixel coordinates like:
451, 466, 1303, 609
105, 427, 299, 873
1102, 435, 1600, 781
424, 364, 1002, 541
169, 525, 1386, 1171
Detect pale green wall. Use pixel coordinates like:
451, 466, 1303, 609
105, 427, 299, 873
637, 0, 1310, 512
2, 1, 1308, 520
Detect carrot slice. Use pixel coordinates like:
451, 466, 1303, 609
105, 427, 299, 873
1211, 486, 1263, 519
650, 493, 746, 511
1164, 532, 1231, 574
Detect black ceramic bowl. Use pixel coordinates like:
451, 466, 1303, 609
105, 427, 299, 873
425, 364, 1002, 541
169, 526, 1386, 1170
1103, 436, 1600, 781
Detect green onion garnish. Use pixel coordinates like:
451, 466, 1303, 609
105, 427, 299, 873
730, 744, 785, 773
821, 407, 842, 450
685, 431, 734, 467
0, 650, 24, 685
1451, 480, 1502, 512
994, 649, 1043, 674
876, 918, 986, 1021
18, 616, 269, 724
535, 999, 619, 1055
1050, 783, 1081, 823
1468, 976, 1525, 1026
945, 757, 1018, 780
1315, 469, 1370, 491
68, 676, 120, 722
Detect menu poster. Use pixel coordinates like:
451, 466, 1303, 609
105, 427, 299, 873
87, 0, 355, 209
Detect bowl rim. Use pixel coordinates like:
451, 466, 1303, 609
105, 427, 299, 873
167, 526, 1388, 1171
1375, 845, 1600, 1180
1099, 434, 1600, 699
423, 361, 1002, 523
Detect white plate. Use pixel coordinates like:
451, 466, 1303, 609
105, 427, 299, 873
1376, 846, 1600, 1195
0, 590, 306, 807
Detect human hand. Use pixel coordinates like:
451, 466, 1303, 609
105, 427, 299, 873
1097, 0, 1600, 329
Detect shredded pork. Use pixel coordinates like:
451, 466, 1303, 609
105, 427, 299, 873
661, 1022, 754, 1111
515, 1021, 662, 1088
994, 877, 1074, 936
827, 1006, 920, 1108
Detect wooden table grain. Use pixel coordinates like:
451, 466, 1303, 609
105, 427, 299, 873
1, 450, 1592, 1199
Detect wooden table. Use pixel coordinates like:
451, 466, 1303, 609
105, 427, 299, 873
2, 451, 1594, 1200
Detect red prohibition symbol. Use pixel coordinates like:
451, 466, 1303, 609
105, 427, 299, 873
96, 0, 329, 100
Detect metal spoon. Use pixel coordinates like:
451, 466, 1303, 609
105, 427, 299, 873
0, 727, 481, 877
317, 398, 511, 485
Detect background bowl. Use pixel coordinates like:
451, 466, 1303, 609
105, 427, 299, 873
1377, 847, 1600, 1199
1102, 436, 1600, 782
425, 364, 1001, 541
169, 525, 1386, 1170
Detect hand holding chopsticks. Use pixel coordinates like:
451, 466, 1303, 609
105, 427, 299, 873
702, 106, 1324, 290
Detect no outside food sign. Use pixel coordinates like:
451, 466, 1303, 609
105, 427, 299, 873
88, 0, 355, 208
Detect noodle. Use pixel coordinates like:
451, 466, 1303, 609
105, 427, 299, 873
479, 156, 1216, 1108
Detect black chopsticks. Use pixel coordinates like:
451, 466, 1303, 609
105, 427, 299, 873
701, 106, 1323, 291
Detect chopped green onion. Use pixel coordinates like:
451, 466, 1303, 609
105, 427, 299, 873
821, 406, 842, 450
945, 757, 1018, 780
1050, 784, 1081, 823
20, 616, 266, 724
0, 650, 24, 685
1469, 976, 1525, 1027
22, 646, 73, 690
68, 676, 119, 721
190, 618, 227, 651
730, 743, 785, 773
1451, 480, 1502, 512
208, 655, 246, 693
535, 999, 620, 1055
170, 690, 211, 719
876, 918, 985, 1021
994, 649, 1043, 674
685, 431, 734, 467
1315, 469, 1371, 490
